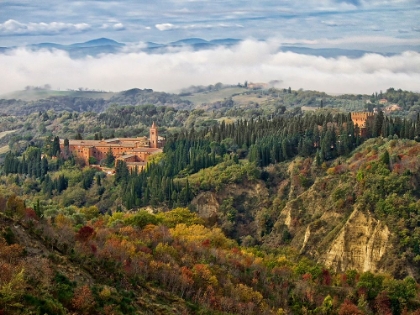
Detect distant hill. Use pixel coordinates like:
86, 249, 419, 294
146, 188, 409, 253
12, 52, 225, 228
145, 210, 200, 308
280, 46, 395, 58
2, 37, 416, 58
0, 87, 193, 115
70, 37, 124, 48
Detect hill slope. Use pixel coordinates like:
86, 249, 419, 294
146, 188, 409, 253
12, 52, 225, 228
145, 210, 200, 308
189, 138, 420, 278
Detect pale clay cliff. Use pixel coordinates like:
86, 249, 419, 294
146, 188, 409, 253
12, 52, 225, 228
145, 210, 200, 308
321, 208, 390, 273
192, 177, 392, 274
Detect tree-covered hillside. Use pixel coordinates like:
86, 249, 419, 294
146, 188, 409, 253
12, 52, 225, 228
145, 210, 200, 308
1, 86, 420, 314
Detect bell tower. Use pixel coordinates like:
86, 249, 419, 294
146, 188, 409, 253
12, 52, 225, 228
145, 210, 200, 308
150, 122, 158, 148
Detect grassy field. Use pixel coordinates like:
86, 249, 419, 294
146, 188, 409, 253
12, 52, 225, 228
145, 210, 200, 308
301, 106, 317, 112
232, 93, 270, 105
0, 130, 15, 155
1, 89, 115, 101
181, 87, 245, 106
0, 145, 9, 155
0, 130, 16, 139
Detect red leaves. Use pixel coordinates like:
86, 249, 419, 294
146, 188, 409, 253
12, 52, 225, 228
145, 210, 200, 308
76, 226, 95, 242
24, 207, 38, 221
322, 269, 332, 286
338, 299, 364, 315
302, 273, 312, 282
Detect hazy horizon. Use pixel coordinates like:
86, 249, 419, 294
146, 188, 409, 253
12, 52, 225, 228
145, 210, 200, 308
1, 0, 419, 95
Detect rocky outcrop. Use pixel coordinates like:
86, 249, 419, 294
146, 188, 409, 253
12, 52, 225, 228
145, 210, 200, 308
321, 208, 390, 273
191, 191, 219, 218
272, 173, 392, 274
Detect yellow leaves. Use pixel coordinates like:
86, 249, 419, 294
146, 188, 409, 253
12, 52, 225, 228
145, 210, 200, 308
79, 206, 99, 221
119, 225, 136, 237
99, 286, 112, 300
208, 275, 219, 287
55, 213, 73, 228
5, 194, 25, 218
120, 239, 136, 257
170, 224, 234, 248
106, 211, 126, 227
233, 283, 263, 304
154, 243, 177, 259
0, 268, 25, 309
156, 207, 204, 228
277, 255, 293, 267
192, 264, 218, 286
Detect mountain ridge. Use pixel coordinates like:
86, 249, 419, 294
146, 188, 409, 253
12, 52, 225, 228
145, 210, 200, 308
1, 37, 414, 58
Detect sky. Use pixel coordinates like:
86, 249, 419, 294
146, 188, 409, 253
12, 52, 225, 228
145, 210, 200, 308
1, 0, 420, 95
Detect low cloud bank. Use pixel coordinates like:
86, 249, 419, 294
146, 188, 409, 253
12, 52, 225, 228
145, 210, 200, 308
1, 39, 419, 96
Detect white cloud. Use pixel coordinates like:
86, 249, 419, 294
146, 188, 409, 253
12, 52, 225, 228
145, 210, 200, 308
113, 23, 125, 31
101, 23, 125, 31
321, 20, 355, 27
155, 23, 177, 31
0, 19, 90, 35
287, 35, 420, 49
0, 40, 419, 96
155, 22, 243, 31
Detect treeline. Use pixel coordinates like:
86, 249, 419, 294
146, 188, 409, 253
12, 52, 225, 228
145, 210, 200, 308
2, 111, 420, 212
114, 111, 420, 210
3, 137, 64, 176
3, 149, 49, 178
0, 88, 193, 116
376, 88, 419, 108
115, 139, 221, 209
97, 104, 188, 129
107, 88, 192, 109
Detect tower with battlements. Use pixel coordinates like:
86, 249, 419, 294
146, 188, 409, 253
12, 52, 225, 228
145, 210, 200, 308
149, 122, 158, 149
351, 112, 375, 137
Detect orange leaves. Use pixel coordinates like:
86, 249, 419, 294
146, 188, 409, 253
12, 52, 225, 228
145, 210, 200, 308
302, 273, 312, 282
71, 285, 95, 314
338, 299, 364, 315
192, 264, 217, 287
0, 237, 24, 265
407, 145, 420, 156
180, 266, 194, 286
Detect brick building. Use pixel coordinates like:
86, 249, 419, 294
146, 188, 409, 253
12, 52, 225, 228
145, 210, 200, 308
350, 112, 375, 137
60, 123, 164, 171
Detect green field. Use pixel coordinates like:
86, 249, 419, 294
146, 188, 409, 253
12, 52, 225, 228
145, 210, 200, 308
180, 87, 245, 106
1, 89, 115, 101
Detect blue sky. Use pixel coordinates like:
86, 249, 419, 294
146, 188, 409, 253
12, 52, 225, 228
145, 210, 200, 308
0, 0, 419, 94
1, 0, 419, 49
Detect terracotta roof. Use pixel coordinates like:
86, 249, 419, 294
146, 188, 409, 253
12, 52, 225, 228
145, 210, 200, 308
118, 154, 137, 159
131, 148, 162, 153
126, 162, 147, 165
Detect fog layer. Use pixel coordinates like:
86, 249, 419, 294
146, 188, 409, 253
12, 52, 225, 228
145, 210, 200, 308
1, 40, 419, 95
